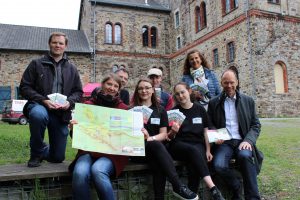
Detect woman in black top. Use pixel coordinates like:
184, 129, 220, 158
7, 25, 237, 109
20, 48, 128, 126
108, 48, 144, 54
131, 78, 198, 200
167, 82, 224, 200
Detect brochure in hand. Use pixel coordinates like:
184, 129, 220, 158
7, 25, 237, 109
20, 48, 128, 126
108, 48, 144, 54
167, 109, 186, 127
47, 93, 67, 105
130, 106, 153, 124
207, 128, 232, 143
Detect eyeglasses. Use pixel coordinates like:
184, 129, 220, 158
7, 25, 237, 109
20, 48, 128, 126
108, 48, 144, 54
137, 87, 152, 92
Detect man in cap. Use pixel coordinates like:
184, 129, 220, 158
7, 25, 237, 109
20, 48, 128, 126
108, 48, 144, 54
147, 67, 173, 111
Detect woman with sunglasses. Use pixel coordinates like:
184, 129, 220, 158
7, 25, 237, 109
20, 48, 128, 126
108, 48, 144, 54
131, 78, 198, 200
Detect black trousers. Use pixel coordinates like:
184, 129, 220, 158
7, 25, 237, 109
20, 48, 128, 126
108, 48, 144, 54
168, 140, 210, 193
132, 141, 182, 199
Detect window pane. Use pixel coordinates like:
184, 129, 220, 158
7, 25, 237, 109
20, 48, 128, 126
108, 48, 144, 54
234, 0, 238, 8
142, 26, 149, 47
274, 64, 285, 93
115, 24, 122, 44
196, 7, 201, 32
175, 11, 180, 28
226, 0, 230, 13
213, 49, 219, 66
151, 27, 157, 48
105, 23, 112, 44
177, 37, 181, 49
228, 42, 235, 62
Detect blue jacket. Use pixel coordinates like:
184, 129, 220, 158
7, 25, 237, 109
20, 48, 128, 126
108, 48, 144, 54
182, 68, 221, 98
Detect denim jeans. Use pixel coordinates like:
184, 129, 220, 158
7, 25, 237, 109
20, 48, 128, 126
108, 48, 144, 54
213, 140, 260, 200
72, 154, 115, 200
27, 103, 68, 162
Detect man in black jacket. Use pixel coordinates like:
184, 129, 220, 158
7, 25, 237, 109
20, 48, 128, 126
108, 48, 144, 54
20, 32, 83, 167
207, 69, 262, 200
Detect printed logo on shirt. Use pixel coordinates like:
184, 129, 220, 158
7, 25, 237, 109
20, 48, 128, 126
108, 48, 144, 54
151, 118, 160, 125
192, 117, 202, 124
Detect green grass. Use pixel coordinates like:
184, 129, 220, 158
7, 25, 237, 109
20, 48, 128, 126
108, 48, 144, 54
0, 119, 299, 199
0, 122, 76, 165
256, 118, 300, 200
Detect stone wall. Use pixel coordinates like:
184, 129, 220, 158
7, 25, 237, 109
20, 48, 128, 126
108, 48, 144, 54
0, 51, 92, 98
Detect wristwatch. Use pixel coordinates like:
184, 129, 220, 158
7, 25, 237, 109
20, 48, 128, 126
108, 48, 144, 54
152, 136, 156, 141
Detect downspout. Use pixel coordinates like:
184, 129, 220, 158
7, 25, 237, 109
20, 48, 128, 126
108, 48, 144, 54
93, 0, 96, 82
246, 0, 256, 99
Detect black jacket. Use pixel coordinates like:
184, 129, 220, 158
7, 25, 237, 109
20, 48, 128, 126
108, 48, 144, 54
20, 53, 83, 122
207, 91, 263, 174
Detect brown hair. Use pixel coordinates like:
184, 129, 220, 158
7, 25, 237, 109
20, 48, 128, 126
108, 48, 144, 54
48, 32, 68, 45
173, 82, 196, 105
131, 78, 160, 108
183, 49, 209, 75
101, 73, 122, 91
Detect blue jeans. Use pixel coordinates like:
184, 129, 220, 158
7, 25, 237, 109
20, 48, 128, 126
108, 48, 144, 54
28, 103, 68, 162
213, 140, 260, 200
72, 154, 115, 200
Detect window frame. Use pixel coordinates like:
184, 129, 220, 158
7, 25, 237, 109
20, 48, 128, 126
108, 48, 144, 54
174, 9, 180, 28
213, 48, 219, 67
227, 41, 235, 63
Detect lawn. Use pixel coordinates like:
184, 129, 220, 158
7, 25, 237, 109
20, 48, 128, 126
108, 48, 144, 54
0, 118, 299, 199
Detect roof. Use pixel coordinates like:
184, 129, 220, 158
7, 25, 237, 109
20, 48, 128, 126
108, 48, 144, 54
0, 23, 91, 53
92, 0, 171, 12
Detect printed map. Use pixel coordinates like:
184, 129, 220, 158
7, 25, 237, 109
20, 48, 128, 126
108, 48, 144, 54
72, 103, 145, 156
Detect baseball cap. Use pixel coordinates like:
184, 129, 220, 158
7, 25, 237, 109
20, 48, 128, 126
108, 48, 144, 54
147, 68, 162, 77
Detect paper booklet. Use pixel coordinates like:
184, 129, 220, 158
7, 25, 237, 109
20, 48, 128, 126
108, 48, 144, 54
130, 106, 153, 124
167, 109, 186, 127
207, 128, 232, 143
47, 93, 67, 105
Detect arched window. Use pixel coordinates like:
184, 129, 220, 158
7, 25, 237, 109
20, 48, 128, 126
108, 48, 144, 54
142, 25, 158, 48
227, 41, 235, 62
114, 23, 122, 44
222, 0, 238, 15
274, 62, 288, 93
151, 27, 157, 48
195, 6, 201, 32
200, 2, 207, 28
142, 26, 149, 47
105, 23, 113, 44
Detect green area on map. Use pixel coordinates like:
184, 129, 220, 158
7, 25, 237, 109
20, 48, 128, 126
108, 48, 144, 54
72, 103, 145, 156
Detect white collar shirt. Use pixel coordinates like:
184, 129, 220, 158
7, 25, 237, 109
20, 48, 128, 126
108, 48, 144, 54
224, 95, 242, 140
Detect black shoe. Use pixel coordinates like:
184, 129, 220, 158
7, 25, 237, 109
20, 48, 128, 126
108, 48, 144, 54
210, 186, 225, 200
232, 185, 243, 200
27, 156, 42, 167
173, 185, 198, 200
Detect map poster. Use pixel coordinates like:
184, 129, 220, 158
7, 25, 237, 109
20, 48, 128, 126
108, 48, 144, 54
72, 103, 145, 156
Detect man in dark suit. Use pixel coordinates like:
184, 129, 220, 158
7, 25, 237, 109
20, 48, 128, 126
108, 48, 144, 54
207, 69, 262, 200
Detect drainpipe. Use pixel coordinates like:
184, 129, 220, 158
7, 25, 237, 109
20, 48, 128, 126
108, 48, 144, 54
93, 0, 96, 82
246, 0, 256, 99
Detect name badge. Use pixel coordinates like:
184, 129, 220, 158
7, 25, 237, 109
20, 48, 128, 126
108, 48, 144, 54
151, 118, 160, 125
192, 117, 202, 124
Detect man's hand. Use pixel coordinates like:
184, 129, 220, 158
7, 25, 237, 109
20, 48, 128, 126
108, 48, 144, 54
60, 101, 70, 110
43, 100, 61, 110
239, 141, 252, 151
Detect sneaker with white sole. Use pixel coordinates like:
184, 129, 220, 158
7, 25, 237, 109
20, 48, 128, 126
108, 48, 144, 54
173, 185, 199, 200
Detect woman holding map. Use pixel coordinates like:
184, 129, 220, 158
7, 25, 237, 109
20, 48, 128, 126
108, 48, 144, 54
167, 82, 224, 200
131, 78, 198, 200
70, 73, 128, 200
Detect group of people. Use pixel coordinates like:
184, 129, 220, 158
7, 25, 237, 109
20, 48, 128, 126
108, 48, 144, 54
19, 32, 263, 200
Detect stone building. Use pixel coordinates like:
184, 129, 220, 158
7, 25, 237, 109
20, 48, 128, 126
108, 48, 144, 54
78, 0, 300, 117
0, 0, 299, 117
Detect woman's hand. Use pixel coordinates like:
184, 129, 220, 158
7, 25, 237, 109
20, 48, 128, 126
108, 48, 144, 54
141, 128, 150, 140
215, 139, 224, 145
166, 122, 179, 141
206, 151, 213, 162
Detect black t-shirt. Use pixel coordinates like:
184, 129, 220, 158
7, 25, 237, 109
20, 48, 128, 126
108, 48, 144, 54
144, 105, 168, 137
120, 89, 130, 105
173, 103, 208, 143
